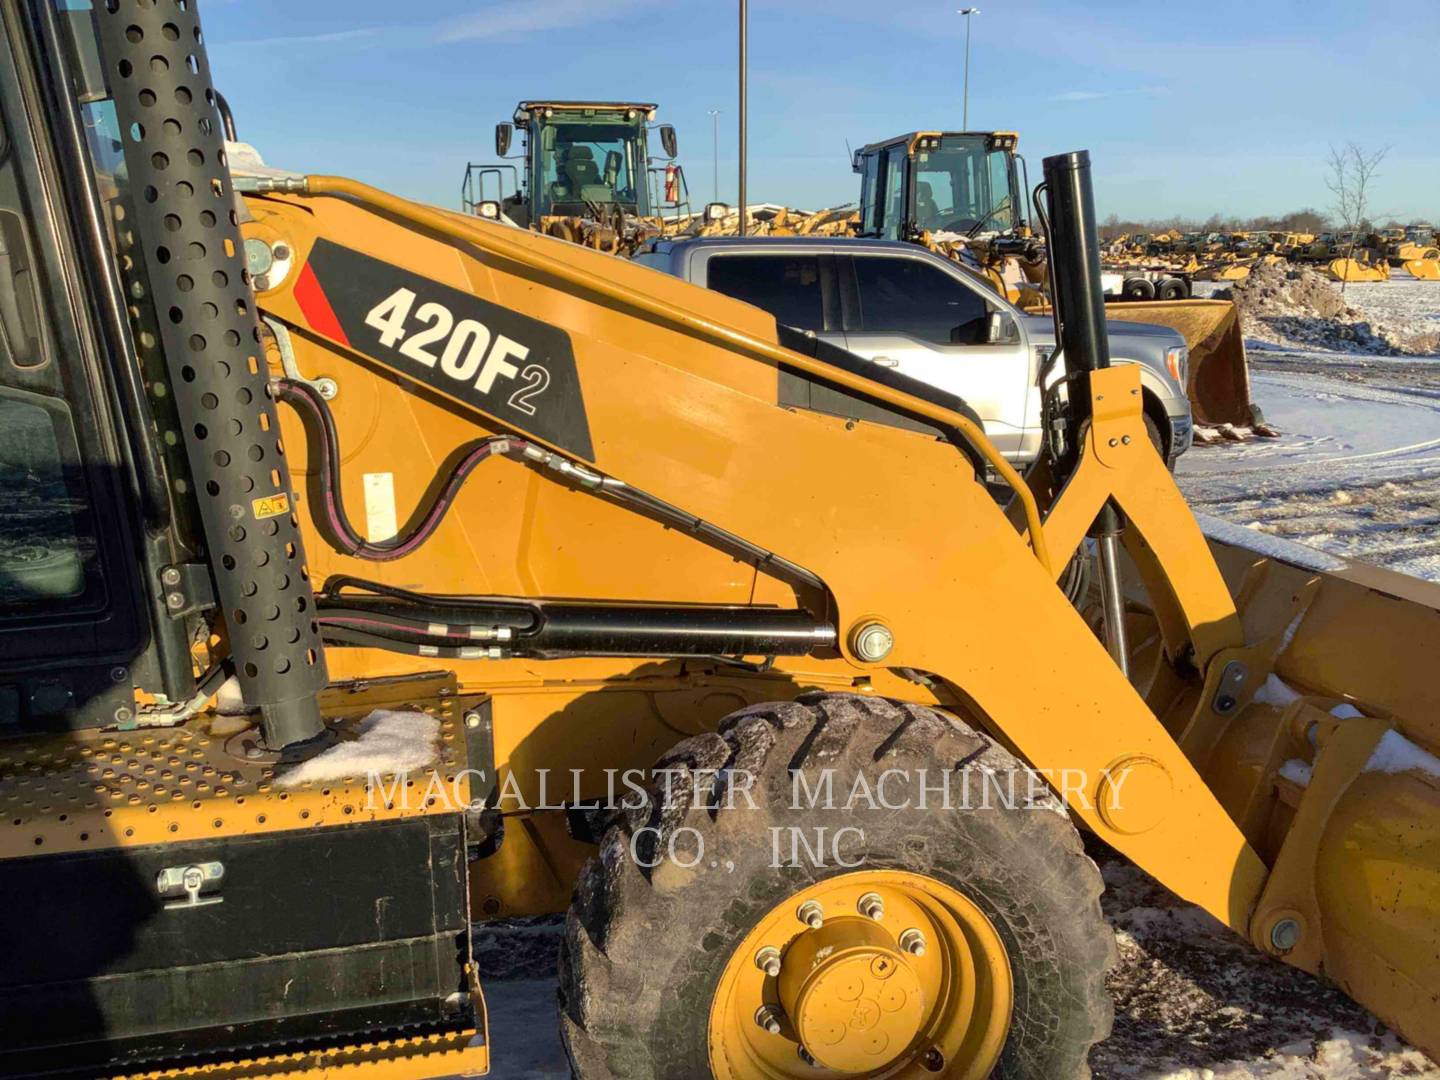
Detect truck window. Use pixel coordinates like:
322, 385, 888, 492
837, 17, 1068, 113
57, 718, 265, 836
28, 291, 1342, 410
706, 254, 824, 332
852, 256, 989, 346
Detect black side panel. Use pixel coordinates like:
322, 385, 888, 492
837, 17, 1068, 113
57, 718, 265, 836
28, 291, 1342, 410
0, 814, 469, 1077
774, 323, 985, 439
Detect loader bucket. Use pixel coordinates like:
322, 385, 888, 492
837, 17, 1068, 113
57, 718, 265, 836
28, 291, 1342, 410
1326, 257, 1390, 283
1119, 527, 1440, 1060
1104, 299, 1253, 426
1403, 256, 1440, 280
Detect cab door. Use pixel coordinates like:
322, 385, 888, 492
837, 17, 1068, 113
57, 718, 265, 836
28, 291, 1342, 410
838, 252, 1036, 460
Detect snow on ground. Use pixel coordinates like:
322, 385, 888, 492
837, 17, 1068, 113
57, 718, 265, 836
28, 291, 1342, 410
1091, 845, 1438, 1080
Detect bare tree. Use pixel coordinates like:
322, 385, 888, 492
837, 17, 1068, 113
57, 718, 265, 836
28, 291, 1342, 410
1325, 142, 1389, 290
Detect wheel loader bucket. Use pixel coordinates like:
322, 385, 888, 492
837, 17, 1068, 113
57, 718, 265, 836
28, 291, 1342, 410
1117, 527, 1440, 1061
1103, 299, 1253, 426
1326, 257, 1389, 283
1403, 256, 1440, 280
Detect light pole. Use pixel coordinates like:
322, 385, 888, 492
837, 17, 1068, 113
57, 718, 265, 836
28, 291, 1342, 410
958, 7, 979, 130
738, 0, 748, 235
708, 108, 722, 204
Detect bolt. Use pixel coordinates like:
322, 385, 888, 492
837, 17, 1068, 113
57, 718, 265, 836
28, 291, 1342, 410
1108, 437, 1119, 447
316, 378, 339, 400
110, 666, 128, 684
1122, 435, 1132, 445
858, 892, 884, 921
1216, 694, 1237, 713
899, 928, 926, 956
114, 706, 133, 723
166, 591, 185, 610
922, 1047, 946, 1071
754, 1005, 782, 1035
755, 946, 782, 977
253, 274, 270, 292
851, 621, 894, 663
465, 711, 482, 729
798, 1046, 819, 1068
161, 566, 181, 586
271, 242, 291, 262
1269, 917, 1301, 952
796, 900, 824, 929
245, 746, 264, 760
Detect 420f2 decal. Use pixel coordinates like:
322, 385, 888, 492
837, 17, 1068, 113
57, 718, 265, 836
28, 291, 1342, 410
297, 239, 594, 460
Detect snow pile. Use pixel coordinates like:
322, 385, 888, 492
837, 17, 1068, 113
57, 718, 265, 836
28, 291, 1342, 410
278, 709, 441, 786
1215, 263, 1440, 356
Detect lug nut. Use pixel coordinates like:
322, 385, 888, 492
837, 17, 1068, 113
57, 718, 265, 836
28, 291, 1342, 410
899, 928, 926, 956
796, 900, 824, 929
858, 892, 884, 921
754, 1005, 782, 1035
754, 946, 782, 977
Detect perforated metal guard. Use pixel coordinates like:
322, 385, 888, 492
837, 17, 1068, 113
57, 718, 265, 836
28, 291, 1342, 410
93, 0, 326, 746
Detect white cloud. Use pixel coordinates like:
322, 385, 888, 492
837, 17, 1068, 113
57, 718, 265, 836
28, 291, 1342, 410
436, 0, 653, 43
216, 26, 384, 48
1052, 86, 1171, 103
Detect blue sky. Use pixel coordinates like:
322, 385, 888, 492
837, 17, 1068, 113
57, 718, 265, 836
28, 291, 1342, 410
204, 0, 1440, 223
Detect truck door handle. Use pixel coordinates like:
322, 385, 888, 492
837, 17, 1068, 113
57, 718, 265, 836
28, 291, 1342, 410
871, 356, 899, 367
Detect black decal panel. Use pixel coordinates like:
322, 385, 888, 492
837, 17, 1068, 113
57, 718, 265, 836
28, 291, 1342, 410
306, 239, 594, 460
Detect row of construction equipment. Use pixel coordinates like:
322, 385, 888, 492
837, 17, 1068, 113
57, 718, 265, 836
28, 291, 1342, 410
6, 6, 1440, 1078
467, 118, 1259, 435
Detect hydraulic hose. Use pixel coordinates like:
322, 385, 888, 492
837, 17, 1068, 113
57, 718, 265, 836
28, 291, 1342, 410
242, 174, 1053, 575
274, 377, 523, 561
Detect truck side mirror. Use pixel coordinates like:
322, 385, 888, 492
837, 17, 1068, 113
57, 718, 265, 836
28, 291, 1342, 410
495, 123, 513, 158
658, 124, 678, 159
987, 310, 1019, 344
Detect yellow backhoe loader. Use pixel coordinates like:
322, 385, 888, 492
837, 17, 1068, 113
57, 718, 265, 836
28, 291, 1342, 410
850, 130, 1262, 430
2, 3, 1439, 1079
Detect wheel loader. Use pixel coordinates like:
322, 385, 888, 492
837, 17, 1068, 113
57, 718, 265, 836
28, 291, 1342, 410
2, 2, 1440, 1078
460, 100, 691, 256
850, 130, 1262, 432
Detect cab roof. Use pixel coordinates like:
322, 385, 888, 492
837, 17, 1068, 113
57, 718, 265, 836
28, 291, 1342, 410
514, 101, 658, 126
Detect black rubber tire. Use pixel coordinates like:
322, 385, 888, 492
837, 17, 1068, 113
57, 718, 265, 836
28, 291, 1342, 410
1156, 277, 1188, 300
1142, 410, 1173, 471
558, 693, 1115, 1080
1121, 276, 1156, 300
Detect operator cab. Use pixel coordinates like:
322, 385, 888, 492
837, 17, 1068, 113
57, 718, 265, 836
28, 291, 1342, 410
853, 131, 1024, 243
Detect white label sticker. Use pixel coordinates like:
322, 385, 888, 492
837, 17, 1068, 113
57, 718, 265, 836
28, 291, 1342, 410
362, 472, 398, 543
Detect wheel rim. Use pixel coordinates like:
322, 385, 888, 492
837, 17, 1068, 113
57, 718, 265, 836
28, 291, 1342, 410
707, 869, 1013, 1078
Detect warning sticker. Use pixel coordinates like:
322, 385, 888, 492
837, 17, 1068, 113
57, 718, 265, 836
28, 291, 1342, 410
252, 493, 291, 520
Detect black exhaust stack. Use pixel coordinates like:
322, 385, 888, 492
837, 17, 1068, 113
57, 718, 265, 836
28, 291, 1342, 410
93, 1, 328, 745
1042, 150, 1112, 388
1042, 151, 1130, 675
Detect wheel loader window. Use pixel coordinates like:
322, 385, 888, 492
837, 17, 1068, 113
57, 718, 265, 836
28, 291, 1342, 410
852, 256, 989, 346
0, 395, 93, 609
706, 254, 825, 333
912, 136, 1015, 237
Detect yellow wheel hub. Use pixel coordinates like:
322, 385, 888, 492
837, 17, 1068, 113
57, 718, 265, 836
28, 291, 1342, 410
708, 870, 1013, 1078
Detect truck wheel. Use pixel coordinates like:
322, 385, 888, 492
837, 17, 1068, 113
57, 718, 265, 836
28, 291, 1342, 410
1121, 276, 1155, 300
559, 693, 1114, 1080
1156, 277, 1188, 300
1143, 411, 1171, 470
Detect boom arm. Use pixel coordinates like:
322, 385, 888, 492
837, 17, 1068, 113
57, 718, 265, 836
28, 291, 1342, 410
242, 173, 1268, 931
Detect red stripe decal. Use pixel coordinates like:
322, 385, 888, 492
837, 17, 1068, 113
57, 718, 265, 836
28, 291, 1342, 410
293, 261, 350, 347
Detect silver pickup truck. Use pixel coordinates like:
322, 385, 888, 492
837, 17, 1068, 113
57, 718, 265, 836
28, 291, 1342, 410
636, 236, 1193, 466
